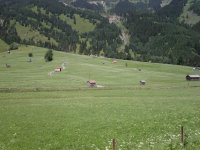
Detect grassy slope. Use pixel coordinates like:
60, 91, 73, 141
31, 5, 52, 16
0, 46, 200, 149
15, 22, 58, 46
0, 39, 9, 53
59, 14, 96, 33
0, 46, 196, 90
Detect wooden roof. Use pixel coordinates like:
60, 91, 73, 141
186, 75, 200, 78
87, 80, 96, 84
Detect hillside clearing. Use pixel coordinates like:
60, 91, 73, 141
59, 14, 96, 33
15, 22, 58, 46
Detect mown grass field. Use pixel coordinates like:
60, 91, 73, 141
0, 46, 200, 149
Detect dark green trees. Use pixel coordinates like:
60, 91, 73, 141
28, 52, 33, 62
44, 49, 53, 62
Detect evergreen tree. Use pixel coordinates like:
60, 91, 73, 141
44, 49, 53, 62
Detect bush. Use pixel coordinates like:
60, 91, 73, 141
28, 53, 33, 57
44, 49, 53, 62
28, 52, 33, 62
9, 42, 19, 50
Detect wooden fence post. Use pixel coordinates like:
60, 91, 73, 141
112, 139, 116, 150
181, 126, 184, 146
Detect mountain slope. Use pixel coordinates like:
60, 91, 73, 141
124, 1, 200, 66
0, 0, 122, 56
179, 0, 200, 26
0, 0, 200, 66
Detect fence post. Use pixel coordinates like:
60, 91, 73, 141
181, 126, 184, 146
112, 139, 116, 150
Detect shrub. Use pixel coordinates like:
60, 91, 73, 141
44, 49, 53, 62
28, 53, 33, 57
9, 42, 19, 50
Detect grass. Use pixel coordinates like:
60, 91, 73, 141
15, 22, 58, 46
31, 5, 51, 16
0, 46, 200, 149
30, 5, 95, 33
59, 14, 96, 33
0, 46, 195, 90
0, 39, 9, 52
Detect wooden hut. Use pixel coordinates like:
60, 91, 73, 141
139, 80, 146, 85
186, 75, 200, 81
54, 67, 62, 72
87, 80, 97, 88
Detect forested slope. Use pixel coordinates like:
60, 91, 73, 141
0, 0, 200, 66
0, 0, 122, 57
113, 0, 200, 66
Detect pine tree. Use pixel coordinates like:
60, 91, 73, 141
44, 49, 53, 62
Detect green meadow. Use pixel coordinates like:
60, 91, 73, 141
59, 14, 96, 33
0, 46, 200, 149
15, 22, 58, 46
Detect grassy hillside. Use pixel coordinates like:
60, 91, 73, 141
15, 22, 58, 46
0, 46, 200, 149
59, 14, 96, 33
0, 39, 9, 52
31, 5, 50, 16
0, 46, 196, 90
0, 0, 122, 57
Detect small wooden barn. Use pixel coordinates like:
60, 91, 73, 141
54, 67, 62, 72
186, 75, 200, 81
87, 80, 97, 88
139, 80, 146, 85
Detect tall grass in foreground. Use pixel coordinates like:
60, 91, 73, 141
0, 88, 200, 149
